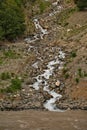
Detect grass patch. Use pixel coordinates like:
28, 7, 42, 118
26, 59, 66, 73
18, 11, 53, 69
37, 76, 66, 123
74, 69, 87, 84
3, 50, 19, 59
65, 0, 72, 4
57, 7, 77, 26
67, 24, 87, 38
0, 72, 11, 80
39, 0, 51, 13
77, 68, 87, 78
0, 77, 22, 93
0, 58, 3, 65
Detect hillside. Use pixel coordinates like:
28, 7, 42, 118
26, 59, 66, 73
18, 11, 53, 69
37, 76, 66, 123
0, 0, 87, 111
0, 0, 87, 129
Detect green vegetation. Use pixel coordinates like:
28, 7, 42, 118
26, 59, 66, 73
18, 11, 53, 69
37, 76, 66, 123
0, 0, 51, 40
3, 50, 18, 59
70, 51, 77, 58
62, 67, 69, 79
74, 0, 87, 10
0, 0, 25, 41
0, 72, 11, 80
7, 77, 22, 93
65, 0, 71, 4
64, 73, 69, 79
68, 24, 87, 38
57, 8, 77, 26
75, 69, 87, 83
84, 71, 87, 77
77, 68, 87, 78
39, 0, 50, 13
75, 77, 79, 83
78, 68, 83, 77
0, 58, 3, 65
0, 77, 22, 93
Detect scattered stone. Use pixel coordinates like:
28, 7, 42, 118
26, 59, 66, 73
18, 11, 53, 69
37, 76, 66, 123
55, 80, 61, 87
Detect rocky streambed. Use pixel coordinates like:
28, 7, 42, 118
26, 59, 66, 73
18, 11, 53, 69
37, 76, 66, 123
24, 2, 66, 111
31, 47, 65, 111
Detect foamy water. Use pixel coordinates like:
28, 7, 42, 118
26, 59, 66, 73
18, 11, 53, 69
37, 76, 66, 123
32, 50, 65, 111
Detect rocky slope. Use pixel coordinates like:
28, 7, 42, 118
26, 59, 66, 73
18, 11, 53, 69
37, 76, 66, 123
0, 0, 87, 111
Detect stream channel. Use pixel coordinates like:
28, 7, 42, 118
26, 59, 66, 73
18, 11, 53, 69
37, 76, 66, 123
25, 1, 65, 111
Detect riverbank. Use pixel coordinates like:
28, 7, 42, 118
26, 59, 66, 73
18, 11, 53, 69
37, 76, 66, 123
0, 110, 87, 130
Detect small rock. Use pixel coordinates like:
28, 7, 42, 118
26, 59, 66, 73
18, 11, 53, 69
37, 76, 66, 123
55, 80, 61, 87
42, 91, 52, 100
13, 95, 17, 98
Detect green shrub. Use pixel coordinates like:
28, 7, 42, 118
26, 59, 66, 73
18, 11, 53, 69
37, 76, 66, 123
39, 0, 50, 13
0, 0, 25, 41
8, 77, 22, 92
78, 68, 83, 77
75, 0, 87, 10
75, 78, 79, 83
4, 50, 17, 59
71, 51, 77, 58
0, 76, 22, 93
0, 72, 10, 80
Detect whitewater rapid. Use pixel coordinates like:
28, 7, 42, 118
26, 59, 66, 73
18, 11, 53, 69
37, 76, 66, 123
32, 50, 65, 111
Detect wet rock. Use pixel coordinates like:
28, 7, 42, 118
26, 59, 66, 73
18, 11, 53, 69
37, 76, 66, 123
42, 91, 53, 101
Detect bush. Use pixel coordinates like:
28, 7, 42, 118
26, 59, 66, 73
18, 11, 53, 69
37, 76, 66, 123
4, 50, 17, 59
39, 1, 49, 13
6, 77, 22, 93
71, 51, 77, 58
75, 78, 79, 83
0, 72, 10, 80
1, 77, 22, 93
74, 0, 87, 10
0, 0, 25, 41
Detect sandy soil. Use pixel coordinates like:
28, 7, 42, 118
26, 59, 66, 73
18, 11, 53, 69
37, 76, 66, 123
0, 110, 87, 130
